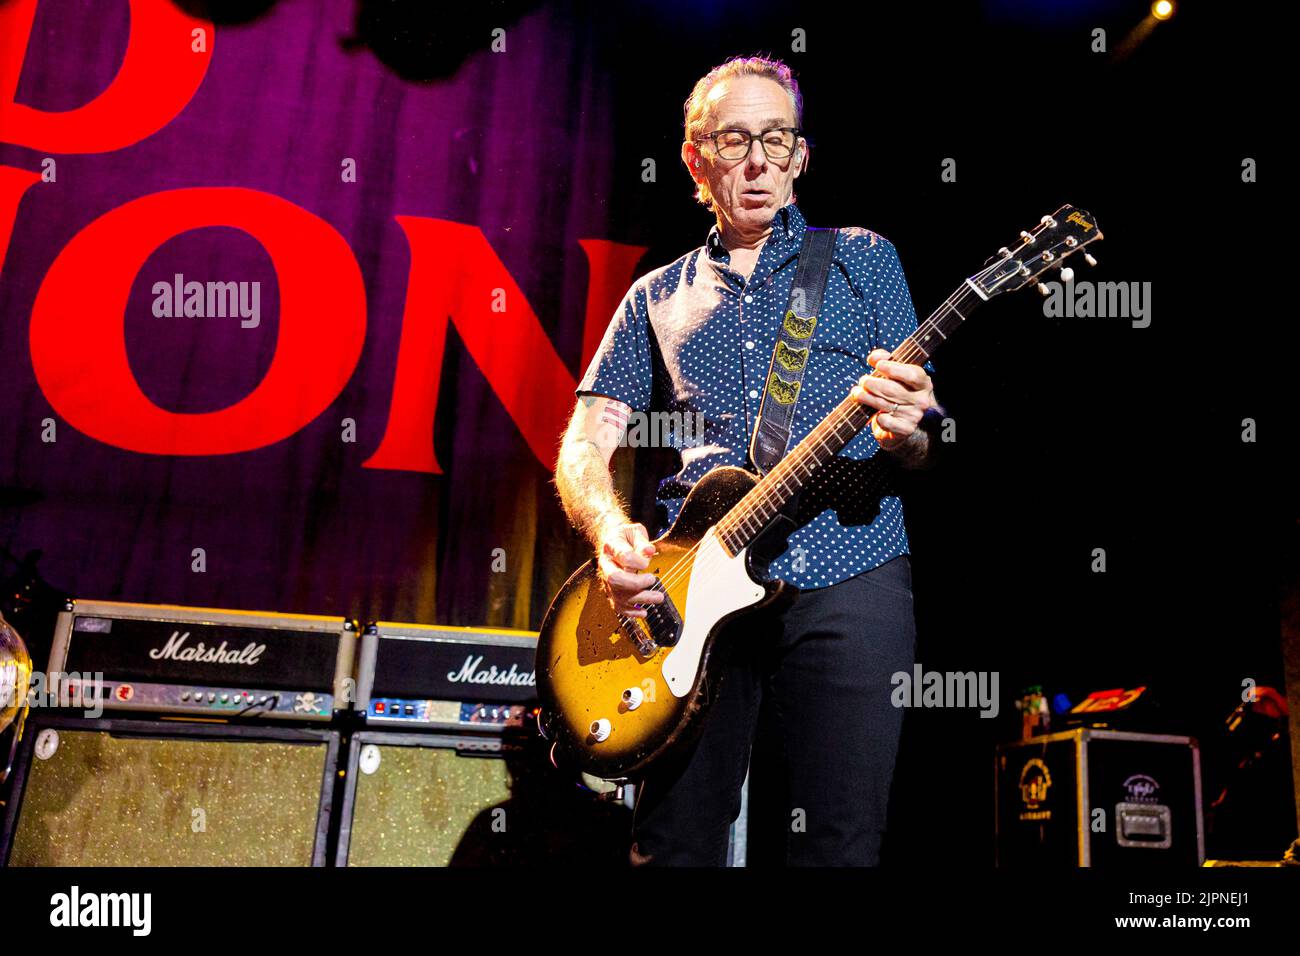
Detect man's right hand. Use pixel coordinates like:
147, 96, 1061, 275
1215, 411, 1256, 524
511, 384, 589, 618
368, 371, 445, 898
595, 519, 664, 618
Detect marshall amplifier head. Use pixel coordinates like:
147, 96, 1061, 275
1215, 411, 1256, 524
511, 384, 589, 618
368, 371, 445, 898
357, 622, 537, 731
47, 600, 357, 722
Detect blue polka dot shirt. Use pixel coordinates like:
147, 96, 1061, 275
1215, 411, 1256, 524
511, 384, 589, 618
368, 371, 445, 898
577, 201, 930, 590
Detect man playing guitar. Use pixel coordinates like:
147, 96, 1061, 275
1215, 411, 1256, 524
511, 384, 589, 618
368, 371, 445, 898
554, 55, 939, 866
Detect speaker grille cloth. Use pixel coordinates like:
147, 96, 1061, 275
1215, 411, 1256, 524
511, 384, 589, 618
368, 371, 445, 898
9, 729, 326, 866
347, 746, 511, 866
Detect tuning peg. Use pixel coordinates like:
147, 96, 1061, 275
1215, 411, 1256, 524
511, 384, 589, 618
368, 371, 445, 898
1059, 267, 1075, 283
1084, 252, 1098, 267
1037, 282, 1050, 296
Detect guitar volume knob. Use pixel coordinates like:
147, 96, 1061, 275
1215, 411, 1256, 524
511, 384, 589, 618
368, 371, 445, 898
622, 687, 644, 710
590, 718, 612, 742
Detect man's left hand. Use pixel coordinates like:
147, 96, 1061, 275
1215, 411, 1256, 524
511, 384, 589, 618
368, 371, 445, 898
850, 349, 936, 450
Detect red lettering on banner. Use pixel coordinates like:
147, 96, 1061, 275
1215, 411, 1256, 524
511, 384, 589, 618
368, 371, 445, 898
0, 166, 41, 273
28, 187, 366, 454
578, 239, 647, 370
365, 220, 642, 474
0, 0, 213, 153
14, 178, 644, 470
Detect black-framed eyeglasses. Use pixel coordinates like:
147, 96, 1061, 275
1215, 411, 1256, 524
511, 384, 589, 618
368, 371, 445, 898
693, 127, 801, 161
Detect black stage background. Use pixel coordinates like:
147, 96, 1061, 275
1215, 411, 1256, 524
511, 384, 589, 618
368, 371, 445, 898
595, 1, 1292, 863
0, 0, 1292, 870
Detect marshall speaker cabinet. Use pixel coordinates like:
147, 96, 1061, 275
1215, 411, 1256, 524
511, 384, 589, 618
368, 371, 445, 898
996, 729, 1204, 867
334, 729, 631, 866
46, 600, 357, 721
338, 622, 631, 865
2, 715, 337, 866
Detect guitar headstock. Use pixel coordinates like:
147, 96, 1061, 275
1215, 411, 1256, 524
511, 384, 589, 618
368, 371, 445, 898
972, 205, 1103, 298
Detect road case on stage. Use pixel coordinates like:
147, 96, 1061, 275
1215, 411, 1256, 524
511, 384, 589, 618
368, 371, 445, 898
996, 728, 1204, 867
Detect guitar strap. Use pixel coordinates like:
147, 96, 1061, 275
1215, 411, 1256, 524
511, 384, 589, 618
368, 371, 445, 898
749, 226, 839, 475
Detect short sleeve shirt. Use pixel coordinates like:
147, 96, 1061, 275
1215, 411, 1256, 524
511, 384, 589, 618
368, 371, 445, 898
576, 201, 927, 590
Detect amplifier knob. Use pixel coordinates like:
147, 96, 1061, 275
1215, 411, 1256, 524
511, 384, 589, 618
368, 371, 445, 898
590, 718, 612, 742
621, 687, 643, 710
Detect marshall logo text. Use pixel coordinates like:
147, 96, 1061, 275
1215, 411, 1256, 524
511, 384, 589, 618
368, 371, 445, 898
148, 631, 266, 666
446, 654, 535, 688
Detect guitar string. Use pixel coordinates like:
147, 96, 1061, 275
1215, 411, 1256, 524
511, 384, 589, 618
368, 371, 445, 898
616, 274, 983, 630
649, 277, 982, 581
718, 294, 970, 530
614, 229, 1082, 634
700, 232, 1066, 548
622, 283, 973, 620
725, 221, 1098, 532
612, 277, 982, 634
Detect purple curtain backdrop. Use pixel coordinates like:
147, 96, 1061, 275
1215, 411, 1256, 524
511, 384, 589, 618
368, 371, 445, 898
0, 0, 642, 629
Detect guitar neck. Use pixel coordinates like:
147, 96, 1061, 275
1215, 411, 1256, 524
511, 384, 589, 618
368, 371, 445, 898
715, 279, 987, 555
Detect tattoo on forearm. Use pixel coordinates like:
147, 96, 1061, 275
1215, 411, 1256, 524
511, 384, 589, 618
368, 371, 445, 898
600, 403, 629, 430
556, 422, 629, 547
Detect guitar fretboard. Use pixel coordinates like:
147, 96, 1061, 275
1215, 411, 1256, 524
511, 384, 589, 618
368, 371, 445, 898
715, 281, 986, 555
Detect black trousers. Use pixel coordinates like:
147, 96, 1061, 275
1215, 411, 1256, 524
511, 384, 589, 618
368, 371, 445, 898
629, 554, 916, 866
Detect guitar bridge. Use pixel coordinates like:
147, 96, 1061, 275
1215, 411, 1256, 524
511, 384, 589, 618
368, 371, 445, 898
622, 580, 682, 654
621, 618, 656, 656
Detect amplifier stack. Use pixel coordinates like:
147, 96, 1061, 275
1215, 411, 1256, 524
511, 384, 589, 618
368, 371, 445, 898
1, 599, 630, 867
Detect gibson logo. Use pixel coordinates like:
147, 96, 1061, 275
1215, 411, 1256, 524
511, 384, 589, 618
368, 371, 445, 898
447, 654, 535, 687
1065, 210, 1094, 232
148, 630, 266, 666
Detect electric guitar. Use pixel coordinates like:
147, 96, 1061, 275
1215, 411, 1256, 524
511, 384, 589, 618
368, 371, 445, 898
535, 205, 1103, 779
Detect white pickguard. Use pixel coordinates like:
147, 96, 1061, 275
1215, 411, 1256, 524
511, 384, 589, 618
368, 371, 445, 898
661, 529, 766, 699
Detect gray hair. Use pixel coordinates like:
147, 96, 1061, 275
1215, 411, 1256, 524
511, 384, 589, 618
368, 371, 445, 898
683, 55, 804, 209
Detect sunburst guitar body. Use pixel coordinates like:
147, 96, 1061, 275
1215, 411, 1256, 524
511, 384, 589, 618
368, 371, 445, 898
535, 466, 795, 779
